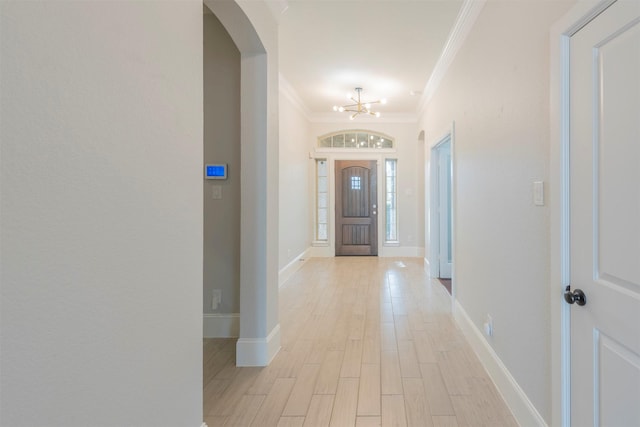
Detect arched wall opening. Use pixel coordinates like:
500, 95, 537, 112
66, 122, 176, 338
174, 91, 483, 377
203, 0, 280, 367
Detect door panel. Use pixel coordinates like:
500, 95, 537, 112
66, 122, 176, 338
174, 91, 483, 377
335, 160, 377, 256
569, 1, 640, 425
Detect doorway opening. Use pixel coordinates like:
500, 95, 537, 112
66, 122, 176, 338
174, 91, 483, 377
430, 130, 454, 294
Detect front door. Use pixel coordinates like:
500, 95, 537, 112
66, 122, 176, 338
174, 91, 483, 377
568, 1, 640, 425
335, 160, 378, 256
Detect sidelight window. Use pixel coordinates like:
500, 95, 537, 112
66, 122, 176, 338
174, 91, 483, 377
385, 159, 398, 242
316, 159, 328, 241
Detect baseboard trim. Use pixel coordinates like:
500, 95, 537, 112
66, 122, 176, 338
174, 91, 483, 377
279, 248, 311, 287
236, 324, 281, 367
380, 246, 425, 257
203, 313, 239, 338
453, 300, 547, 427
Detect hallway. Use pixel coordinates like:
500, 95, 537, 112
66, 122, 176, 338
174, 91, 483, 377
203, 257, 517, 426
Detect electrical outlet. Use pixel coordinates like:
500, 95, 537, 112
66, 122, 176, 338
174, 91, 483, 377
483, 315, 493, 337
212, 289, 222, 310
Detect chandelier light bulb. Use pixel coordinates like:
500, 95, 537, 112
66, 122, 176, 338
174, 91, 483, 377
332, 87, 385, 119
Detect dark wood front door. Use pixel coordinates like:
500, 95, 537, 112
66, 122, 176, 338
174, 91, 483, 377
335, 160, 377, 256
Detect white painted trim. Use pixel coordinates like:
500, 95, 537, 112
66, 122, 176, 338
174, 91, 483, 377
279, 73, 311, 120
428, 123, 456, 301
236, 324, 281, 367
203, 313, 240, 338
453, 301, 547, 427
449, 123, 457, 304
315, 148, 396, 155
423, 257, 431, 275
279, 247, 311, 287
379, 246, 424, 258
308, 244, 334, 258
418, 0, 486, 115
308, 247, 424, 258
550, 2, 615, 426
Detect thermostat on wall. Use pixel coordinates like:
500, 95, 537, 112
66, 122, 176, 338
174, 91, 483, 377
205, 164, 227, 180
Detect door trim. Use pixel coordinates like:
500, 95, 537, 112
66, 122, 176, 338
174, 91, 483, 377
551, 1, 617, 425
429, 123, 456, 304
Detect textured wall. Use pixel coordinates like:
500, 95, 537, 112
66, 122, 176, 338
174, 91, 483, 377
0, 2, 203, 425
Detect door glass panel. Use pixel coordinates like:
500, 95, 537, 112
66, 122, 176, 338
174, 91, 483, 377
351, 176, 361, 190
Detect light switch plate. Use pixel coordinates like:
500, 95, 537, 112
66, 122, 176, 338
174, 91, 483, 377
533, 181, 544, 206
212, 185, 222, 200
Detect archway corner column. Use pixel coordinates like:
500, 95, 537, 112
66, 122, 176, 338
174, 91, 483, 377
235, 51, 281, 367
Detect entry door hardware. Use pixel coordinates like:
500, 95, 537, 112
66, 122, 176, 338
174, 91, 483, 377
564, 285, 586, 306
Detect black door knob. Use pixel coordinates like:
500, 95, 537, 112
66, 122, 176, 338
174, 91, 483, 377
564, 286, 586, 306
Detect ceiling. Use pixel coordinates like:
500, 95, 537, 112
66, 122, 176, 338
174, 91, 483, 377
277, 0, 465, 119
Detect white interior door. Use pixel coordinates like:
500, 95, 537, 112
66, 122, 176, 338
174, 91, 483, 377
568, 1, 640, 426
438, 141, 452, 279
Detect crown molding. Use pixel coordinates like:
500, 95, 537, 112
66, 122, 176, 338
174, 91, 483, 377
417, 0, 486, 117
309, 112, 418, 124
279, 74, 312, 121
267, 0, 289, 23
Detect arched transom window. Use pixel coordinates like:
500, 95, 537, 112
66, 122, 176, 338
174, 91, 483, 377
317, 130, 394, 149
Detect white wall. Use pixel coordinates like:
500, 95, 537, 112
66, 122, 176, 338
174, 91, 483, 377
203, 12, 241, 318
279, 87, 311, 270
309, 121, 424, 257
0, 2, 203, 425
420, 1, 573, 422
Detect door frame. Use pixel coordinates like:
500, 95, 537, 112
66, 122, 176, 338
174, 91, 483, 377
334, 159, 379, 256
310, 151, 390, 257
550, 1, 617, 425
429, 123, 456, 302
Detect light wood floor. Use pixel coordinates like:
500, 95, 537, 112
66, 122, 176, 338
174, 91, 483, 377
203, 257, 518, 427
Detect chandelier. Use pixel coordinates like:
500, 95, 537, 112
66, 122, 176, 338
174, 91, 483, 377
332, 87, 387, 120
